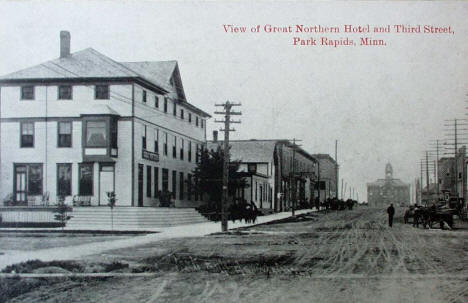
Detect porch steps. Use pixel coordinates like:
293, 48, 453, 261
66, 207, 208, 230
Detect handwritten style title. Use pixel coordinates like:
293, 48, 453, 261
222, 24, 455, 47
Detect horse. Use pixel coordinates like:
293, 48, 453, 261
404, 206, 415, 224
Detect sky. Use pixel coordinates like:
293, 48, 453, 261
0, 0, 467, 201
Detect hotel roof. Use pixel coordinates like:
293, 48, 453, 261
0, 47, 210, 117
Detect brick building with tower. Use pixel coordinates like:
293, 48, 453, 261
367, 163, 410, 207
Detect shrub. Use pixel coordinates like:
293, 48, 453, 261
103, 261, 128, 272
1, 259, 83, 274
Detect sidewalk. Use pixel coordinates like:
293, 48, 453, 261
0, 209, 312, 271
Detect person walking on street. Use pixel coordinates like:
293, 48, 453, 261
387, 203, 395, 227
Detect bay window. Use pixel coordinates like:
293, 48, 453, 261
85, 121, 107, 147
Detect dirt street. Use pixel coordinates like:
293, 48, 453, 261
3, 207, 468, 303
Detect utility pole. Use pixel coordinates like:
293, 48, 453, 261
341, 179, 344, 200
344, 182, 347, 200
317, 160, 321, 206
433, 160, 437, 199
420, 163, 423, 204
426, 151, 430, 203
335, 140, 339, 199
214, 101, 241, 232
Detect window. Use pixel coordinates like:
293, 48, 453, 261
21, 86, 34, 100
14, 164, 43, 201
28, 164, 43, 195
188, 141, 192, 162
111, 119, 118, 149
163, 132, 168, 156
172, 135, 177, 158
20, 122, 34, 148
194, 176, 199, 201
189, 113, 192, 123
95, 85, 109, 99
187, 174, 192, 201
164, 98, 168, 113
147, 165, 152, 197
173, 102, 177, 116
58, 121, 72, 147
155, 96, 159, 108
196, 144, 200, 163
154, 167, 159, 197
79, 163, 93, 195
142, 90, 147, 103
86, 121, 107, 147
162, 168, 169, 192
180, 138, 184, 160
57, 163, 72, 196
142, 125, 147, 150
172, 170, 177, 199
196, 116, 199, 127
248, 164, 257, 173
255, 182, 258, 200
179, 172, 184, 200
154, 129, 159, 153
58, 85, 72, 100
201, 120, 204, 128
180, 109, 184, 119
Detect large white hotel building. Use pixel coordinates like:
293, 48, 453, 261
0, 31, 210, 208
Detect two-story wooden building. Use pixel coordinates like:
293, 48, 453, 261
0, 31, 210, 208
207, 137, 318, 211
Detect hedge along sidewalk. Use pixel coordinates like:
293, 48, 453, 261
0, 209, 313, 271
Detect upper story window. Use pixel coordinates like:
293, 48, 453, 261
142, 125, 147, 150
20, 122, 34, 148
201, 119, 204, 128
195, 116, 199, 127
172, 135, 177, 158
21, 86, 35, 100
173, 102, 177, 116
189, 113, 192, 123
163, 132, 168, 156
111, 119, 118, 149
180, 138, 184, 160
180, 109, 184, 120
95, 85, 109, 99
164, 98, 168, 113
188, 141, 192, 162
154, 129, 159, 153
85, 121, 107, 147
142, 90, 147, 103
58, 121, 72, 147
196, 144, 200, 163
58, 85, 72, 100
155, 96, 159, 108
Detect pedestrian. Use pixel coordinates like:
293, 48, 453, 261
387, 203, 395, 227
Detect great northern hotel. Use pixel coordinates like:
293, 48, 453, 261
0, 32, 210, 208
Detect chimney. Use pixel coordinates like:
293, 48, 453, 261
60, 31, 71, 58
213, 130, 218, 143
